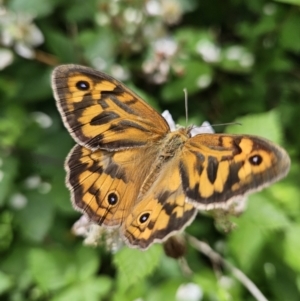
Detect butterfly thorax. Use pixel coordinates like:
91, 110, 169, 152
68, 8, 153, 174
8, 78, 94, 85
139, 129, 189, 197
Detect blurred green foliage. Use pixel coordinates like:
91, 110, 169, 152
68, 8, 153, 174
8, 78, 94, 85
0, 0, 300, 300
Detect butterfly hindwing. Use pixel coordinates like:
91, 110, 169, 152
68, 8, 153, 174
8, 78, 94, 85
123, 156, 197, 249
66, 144, 142, 226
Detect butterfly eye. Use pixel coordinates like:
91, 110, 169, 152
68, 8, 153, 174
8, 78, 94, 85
249, 154, 263, 166
107, 192, 118, 206
76, 80, 90, 91
139, 213, 150, 224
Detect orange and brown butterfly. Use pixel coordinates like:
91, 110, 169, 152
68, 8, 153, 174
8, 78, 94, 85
52, 64, 290, 250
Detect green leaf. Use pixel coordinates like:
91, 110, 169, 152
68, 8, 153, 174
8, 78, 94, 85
0, 155, 18, 206
28, 249, 69, 291
279, 13, 300, 52
8, 0, 54, 17
52, 277, 112, 301
0, 211, 14, 252
193, 270, 218, 295
66, 0, 98, 22
44, 30, 77, 63
15, 66, 52, 103
0, 106, 27, 147
75, 247, 100, 281
193, 270, 237, 301
146, 279, 186, 301
284, 225, 300, 272
228, 194, 290, 269
162, 60, 213, 102
270, 182, 300, 218
175, 28, 216, 55
114, 245, 163, 292
0, 271, 13, 294
275, 0, 300, 5
226, 109, 283, 143
15, 192, 54, 242
27, 246, 104, 295
78, 29, 117, 65
228, 221, 265, 271
218, 45, 254, 73
247, 194, 290, 230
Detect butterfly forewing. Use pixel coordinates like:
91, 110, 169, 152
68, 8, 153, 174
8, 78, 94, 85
52, 65, 170, 151
181, 134, 290, 209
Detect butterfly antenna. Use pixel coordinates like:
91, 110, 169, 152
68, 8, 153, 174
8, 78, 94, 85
209, 122, 242, 128
182, 88, 241, 129
183, 88, 188, 127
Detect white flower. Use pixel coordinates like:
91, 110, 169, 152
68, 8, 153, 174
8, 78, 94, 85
162, 110, 214, 135
176, 283, 203, 301
196, 40, 221, 63
0, 11, 44, 59
72, 215, 124, 252
0, 48, 13, 69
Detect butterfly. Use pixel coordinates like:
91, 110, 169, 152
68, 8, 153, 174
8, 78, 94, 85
52, 64, 290, 250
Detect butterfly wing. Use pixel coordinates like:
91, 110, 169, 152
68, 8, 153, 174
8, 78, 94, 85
180, 134, 290, 209
122, 157, 197, 249
53, 64, 290, 250
52, 65, 170, 151
66, 144, 155, 226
